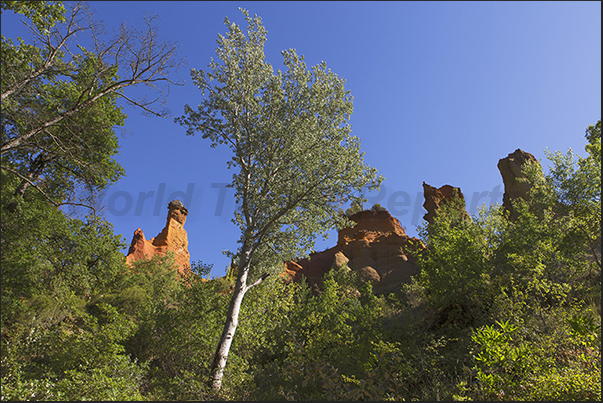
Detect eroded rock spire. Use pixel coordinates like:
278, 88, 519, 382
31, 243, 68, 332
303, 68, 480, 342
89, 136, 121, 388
125, 199, 191, 277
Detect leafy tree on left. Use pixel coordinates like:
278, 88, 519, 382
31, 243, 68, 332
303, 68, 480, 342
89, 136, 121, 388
1, 0, 181, 211
1, 1, 181, 400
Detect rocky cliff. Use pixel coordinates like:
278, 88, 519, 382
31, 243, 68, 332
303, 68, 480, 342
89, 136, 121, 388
126, 200, 192, 277
284, 149, 540, 292
123, 149, 540, 289
497, 149, 541, 220
284, 209, 426, 294
422, 182, 470, 225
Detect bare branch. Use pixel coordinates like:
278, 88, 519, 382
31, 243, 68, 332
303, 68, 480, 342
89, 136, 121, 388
1, 74, 174, 154
1, 3, 87, 102
115, 92, 163, 117
244, 272, 270, 293
2, 2, 182, 155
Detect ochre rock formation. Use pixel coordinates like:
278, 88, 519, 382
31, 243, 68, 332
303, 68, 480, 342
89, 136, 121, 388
284, 209, 425, 294
126, 200, 191, 277
497, 149, 541, 220
422, 182, 470, 225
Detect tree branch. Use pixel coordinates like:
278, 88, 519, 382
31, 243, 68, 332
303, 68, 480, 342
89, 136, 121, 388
1, 2, 85, 102
243, 272, 270, 293
1, 165, 97, 215
1, 165, 59, 207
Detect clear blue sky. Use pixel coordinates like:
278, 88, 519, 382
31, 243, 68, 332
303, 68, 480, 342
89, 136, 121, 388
2, 1, 601, 278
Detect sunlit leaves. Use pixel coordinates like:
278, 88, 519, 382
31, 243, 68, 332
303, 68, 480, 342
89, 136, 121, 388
177, 8, 381, 273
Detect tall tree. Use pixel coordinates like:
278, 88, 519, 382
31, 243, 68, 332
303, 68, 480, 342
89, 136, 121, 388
1, 1, 181, 213
1, 3, 182, 398
176, 8, 382, 391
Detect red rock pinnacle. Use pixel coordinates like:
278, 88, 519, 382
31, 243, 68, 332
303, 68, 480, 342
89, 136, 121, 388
125, 200, 191, 277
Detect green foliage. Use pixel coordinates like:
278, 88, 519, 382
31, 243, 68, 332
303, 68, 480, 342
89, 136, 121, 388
408, 122, 601, 401
0, 4, 181, 398
345, 198, 365, 216
1, 6, 127, 206
176, 8, 382, 390
371, 202, 387, 212
123, 274, 231, 400
1, 170, 128, 329
463, 314, 600, 401
248, 269, 387, 400
176, 7, 382, 271
540, 122, 601, 277
1, 167, 149, 400
1, 302, 145, 401
1, 1, 66, 32
416, 201, 506, 328
1, 6, 599, 398
1, 1, 179, 212
191, 259, 214, 278
585, 120, 601, 165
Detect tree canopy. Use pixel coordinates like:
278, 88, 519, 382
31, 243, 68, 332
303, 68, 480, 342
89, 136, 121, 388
177, 9, 381, 269
1, 0, 180, 213
176, 8, 382, 391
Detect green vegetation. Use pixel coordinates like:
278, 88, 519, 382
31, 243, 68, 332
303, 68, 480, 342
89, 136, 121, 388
1, 2, 600, 401
1, 0, 179, 212
3, 130, 598, 402
175, 8, 381, 390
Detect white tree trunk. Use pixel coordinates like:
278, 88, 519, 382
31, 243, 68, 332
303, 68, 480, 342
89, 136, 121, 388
209, 249, 251, 391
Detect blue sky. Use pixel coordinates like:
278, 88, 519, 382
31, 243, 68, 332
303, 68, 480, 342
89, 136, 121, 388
2, 1, 601, 278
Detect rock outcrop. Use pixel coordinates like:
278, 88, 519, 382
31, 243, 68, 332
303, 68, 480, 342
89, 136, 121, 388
126, 200, 191, 277
422, 182, 470, 225
497, 149, 541, 220
285, 209, 425, 294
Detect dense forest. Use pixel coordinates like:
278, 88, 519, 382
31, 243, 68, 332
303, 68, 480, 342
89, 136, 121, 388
1, 2, 600, 401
